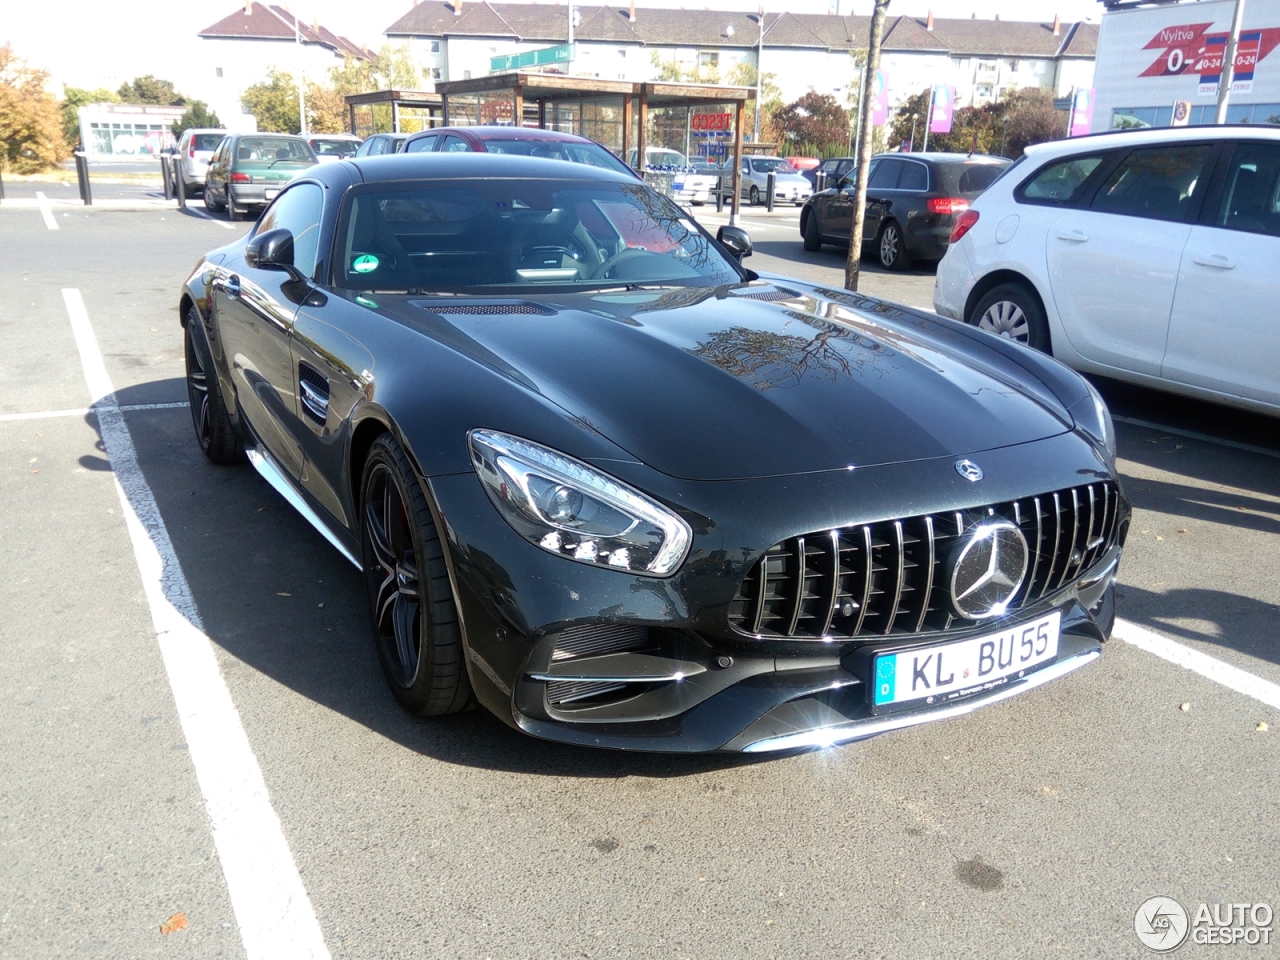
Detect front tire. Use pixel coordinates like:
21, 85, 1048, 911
803, 211, 822, 252
877, 220, 911, 271
184, 309, 244, 465
361, 434, 472, 717
749, 185, 760, 206
968, 282, 1051, 353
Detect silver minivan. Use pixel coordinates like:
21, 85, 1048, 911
175, 128, 228, 197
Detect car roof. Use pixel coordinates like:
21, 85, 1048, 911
1025, 123, 1280, 159
337, 151, 638, 185
872, 151, 1010, 165
182, 128, 227, 136
232, 132, 309, 141
311, 133, 360, 140
410, 125, 602, 145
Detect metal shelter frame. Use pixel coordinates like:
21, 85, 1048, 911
434, 74, 754, 223
343, 90, 445, 136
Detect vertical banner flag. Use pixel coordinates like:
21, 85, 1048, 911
1171, 100, 1192, 126
1199, 31, 1263, 95
1069, 87, 1095, 137
929, 84, 953, 134
871, 70, 889, 126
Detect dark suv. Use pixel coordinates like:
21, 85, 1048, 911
800, 152, 1010, 270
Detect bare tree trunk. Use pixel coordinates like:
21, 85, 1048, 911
845, 0, 891, 292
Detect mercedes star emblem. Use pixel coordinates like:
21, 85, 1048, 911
949, 521, 1030, 619
954, 459, 983, 482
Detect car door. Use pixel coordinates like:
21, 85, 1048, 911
206, 140, 228, 204
863, 157, 903, 242
819, 158, 880, 242
211, 182, 324, 478
1045, 142, 1219, 376
1163, 140, 1280, 407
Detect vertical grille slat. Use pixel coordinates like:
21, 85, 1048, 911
728, 481, 1122, 640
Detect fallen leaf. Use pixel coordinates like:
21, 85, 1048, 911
1179, 529, 1189, 534
1179, 702, 1191, 712
1257, 722, 1269, 732
28, 457, 37, 463
1155, 536, 1164, 541
1174, 444, 1182, 450
160, 913, 187, 935
764, 919, 774, 925
317, 602, 324, 608
276, 592, 292, 597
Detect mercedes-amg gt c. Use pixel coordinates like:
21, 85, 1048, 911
178, 153, 1128, 753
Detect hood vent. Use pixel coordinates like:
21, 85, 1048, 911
411, 300, 555, 316
733, 286, 802, 303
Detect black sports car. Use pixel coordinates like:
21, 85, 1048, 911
179, 153, 1128, 753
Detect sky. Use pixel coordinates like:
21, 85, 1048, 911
5, 0, 1105, 93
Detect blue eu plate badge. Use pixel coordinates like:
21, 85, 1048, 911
874, 655, 897, 706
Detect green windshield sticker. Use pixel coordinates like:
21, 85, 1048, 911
355, 295, 379, 309
352, 254, 379, 273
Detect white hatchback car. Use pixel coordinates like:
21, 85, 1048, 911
175, 128, 228, 197
934, 125, 1280, 416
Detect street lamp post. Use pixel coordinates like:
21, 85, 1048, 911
294, 9, 308, 135
755, 8, 764, 142
1215, 0, 1248, 123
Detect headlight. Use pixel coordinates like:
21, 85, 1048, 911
1073, 379, 1117, 464
468, 430, 693, 577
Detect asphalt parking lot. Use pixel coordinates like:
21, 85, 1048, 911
1, 192, 1277, 960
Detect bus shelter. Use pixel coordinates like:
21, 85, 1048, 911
344, 90, 444, 137
435, 74, 753, 222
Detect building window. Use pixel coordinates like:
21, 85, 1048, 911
215, 67, 223, 78
617, 49, 626, 58
698, 50, 719, 68
463, 70, 472, 80
975, 84, 993, 99
427, 67, 442, 80
429, 40, 441, 53
1009, 59, 1020, 72
977, 60, 997, 75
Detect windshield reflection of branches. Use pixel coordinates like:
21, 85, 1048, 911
691, 313, 890, 391
616, 182, 722, 273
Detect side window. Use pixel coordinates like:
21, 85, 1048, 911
868, 158, 902, 189
406, 135, 438, 153
254, 184, 325, 280
1090, 144, 1216, 222
369, 137, 388, 156
1019, 155, 1105, 204
898, 160, 928, 190
441, 136, 471, 152
1214, 142, 1280, 237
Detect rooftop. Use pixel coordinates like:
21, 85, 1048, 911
199, 3, 373, 59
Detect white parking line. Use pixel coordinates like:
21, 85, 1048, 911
60, 288, 330, 960
189, 206, 238, 230
1113, 618, 1280, 712
0, 401, 188, 423
35, 191, 58, 230
1114, 415, 1280, 460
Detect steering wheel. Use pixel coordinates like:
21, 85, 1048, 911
589, 247, 653, 280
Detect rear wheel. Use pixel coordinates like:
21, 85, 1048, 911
749, 185, 760, 206
802, 211, 822, 252
968, 282, 1051, 353
184, 310, 244, 465
361, 434, 472, 717
877, 220, 911, 271
204, 186, 225, 213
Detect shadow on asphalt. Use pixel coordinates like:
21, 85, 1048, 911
1115, 582, 1280, 670
752, 238, 939, 278
98, 379, 764, 778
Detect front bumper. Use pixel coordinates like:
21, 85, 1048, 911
428, 427, 1126, 754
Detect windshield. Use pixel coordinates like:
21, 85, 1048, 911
477, 137, 632, 175
335, 178, 742, 293
234, 137, 316, 165
646, 150, 688, 166
311, 138, 360, 158
750, 158, 798, 175
192, 133, 224, 152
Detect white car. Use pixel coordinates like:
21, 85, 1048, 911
727, 156, 813, 206
174, 128, 227, 197
934, 125, 1280, 416
308, 134, 362, 163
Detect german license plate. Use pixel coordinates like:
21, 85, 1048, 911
264, 187, 280, 200
870, 611, 1060, 714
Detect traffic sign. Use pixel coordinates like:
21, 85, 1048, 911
490, 44, 576, 73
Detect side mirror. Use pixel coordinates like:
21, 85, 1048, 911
716, 225, 752, 261
244, 228, 303, 281
838, 175, 856, 191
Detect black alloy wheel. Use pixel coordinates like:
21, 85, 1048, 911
968, 282, 1052, 354
749, 185, 760, 206
361, 434, 471, 717
877, 220, 911, 271
184, 310, 244, 465
802, 211, 823, 252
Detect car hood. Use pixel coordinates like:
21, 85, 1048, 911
395, 282, 1073, 481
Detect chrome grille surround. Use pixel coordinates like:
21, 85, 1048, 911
728, 481, 1121, 641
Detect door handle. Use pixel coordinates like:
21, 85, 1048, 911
225, 274, 242, 300
1057, 230, 1088, 242
1193, 254, 1235, 269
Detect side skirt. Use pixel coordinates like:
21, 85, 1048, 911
245, 446, 361, 570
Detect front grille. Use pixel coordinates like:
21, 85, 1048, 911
728, 481, 1120, 640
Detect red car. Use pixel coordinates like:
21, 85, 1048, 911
400, 125, 636, 177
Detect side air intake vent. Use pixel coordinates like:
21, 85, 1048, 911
545, 623, 650, 706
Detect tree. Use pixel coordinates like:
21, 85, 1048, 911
61, 86, 118, 149
887, 87, 929, 152
329, 44, 420, 95
847, 0, 891, 291
171, 100, 223, 137
305, 83, 348, 134
771, 92, 851, 156
0, 44, 67, 173
889, 85, 1065, 158
117, 75, 185, 106
725, 62, 782, 142
242, 69, 301, 134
